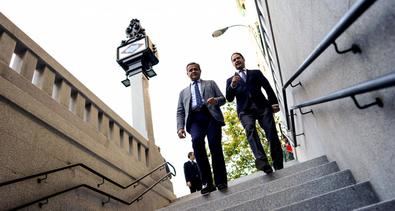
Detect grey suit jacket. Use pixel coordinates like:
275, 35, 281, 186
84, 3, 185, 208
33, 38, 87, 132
177, 79, 225, 132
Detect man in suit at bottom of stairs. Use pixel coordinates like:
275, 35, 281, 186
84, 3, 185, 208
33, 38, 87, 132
184, 152, 202, 193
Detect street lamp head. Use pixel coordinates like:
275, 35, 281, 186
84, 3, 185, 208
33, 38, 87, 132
116, 18, 159, 86
212, 25, 250, 38
212, 27, 229, 38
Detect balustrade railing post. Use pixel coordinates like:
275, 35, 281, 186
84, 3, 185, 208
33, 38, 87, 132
0, 32, 16, 65
19, 50, 37, 81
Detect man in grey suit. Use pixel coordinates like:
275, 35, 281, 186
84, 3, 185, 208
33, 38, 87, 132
177, 62, 228, 195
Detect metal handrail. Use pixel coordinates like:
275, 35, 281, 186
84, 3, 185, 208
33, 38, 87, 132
291, 72, 394, 110
1, 162, 176, 209
282, 0, 377, 138
0, 162, 175, 189
290, 71, 395, 145
10, 172, 175, 210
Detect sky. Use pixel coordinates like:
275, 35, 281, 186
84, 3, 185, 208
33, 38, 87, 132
1, 0, 261, 197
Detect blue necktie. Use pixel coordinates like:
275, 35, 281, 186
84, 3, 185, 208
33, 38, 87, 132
239, 70, 247, 82
193, 81, 204, 108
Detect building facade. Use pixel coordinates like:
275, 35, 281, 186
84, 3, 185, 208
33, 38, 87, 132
0, 12, 175, 210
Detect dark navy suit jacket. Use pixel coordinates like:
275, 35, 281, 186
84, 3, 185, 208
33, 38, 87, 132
184, 161, 202, 185
226, 69, 278, 114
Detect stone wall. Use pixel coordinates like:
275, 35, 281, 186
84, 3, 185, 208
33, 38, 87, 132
0, 12, 175, 210
257, 0, 395, 200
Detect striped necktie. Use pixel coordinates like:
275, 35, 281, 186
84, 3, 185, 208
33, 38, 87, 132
239, 70, 247, 82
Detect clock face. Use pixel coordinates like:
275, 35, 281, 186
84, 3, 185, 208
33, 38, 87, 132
118, 38, 146, 60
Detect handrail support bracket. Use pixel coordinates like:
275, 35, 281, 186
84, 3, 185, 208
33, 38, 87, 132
333, 42, 361, 54
351, 96, 383, 109
37, 174, 48, 184
38, 199, 48, 208
97, 177, 105, 188
296, 133, 305, 137
299, 108, 314, 115
102, 196, 110, 206
290, 81, 303, 88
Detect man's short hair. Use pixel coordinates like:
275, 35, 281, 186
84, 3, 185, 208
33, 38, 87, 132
186, 62, 201, 71
188, 152, 194, 158
231, 52, 245, 60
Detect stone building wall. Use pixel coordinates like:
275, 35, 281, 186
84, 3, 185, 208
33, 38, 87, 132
0, 12, 175, 210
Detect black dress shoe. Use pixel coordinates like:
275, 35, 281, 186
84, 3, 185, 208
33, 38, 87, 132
255, 159, 273, 174
201, 185, 216, 195
217, 183, 228, 191
274, 165, 284, 171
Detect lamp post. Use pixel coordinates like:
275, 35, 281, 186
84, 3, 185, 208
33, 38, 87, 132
115, 19, 158, 140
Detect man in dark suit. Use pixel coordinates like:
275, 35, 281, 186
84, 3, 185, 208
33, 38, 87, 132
177, 62, 228, 195
226, 52, 283, 174
184, 152, 202, 193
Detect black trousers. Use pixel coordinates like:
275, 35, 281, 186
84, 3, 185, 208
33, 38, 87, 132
239, 107, 283, 169
189, 179, 202, 193
189, 109, 227, 187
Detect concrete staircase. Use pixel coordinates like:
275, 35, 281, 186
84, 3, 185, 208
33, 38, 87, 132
158, 156, 394, 211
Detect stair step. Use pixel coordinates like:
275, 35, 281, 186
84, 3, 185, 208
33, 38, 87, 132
229, 155, 329, 189
274, 182, 379, 211
188, 161, 339, 211
354, 198, 395, 211
222, 170, 355, 211
158, 156, 328, 211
